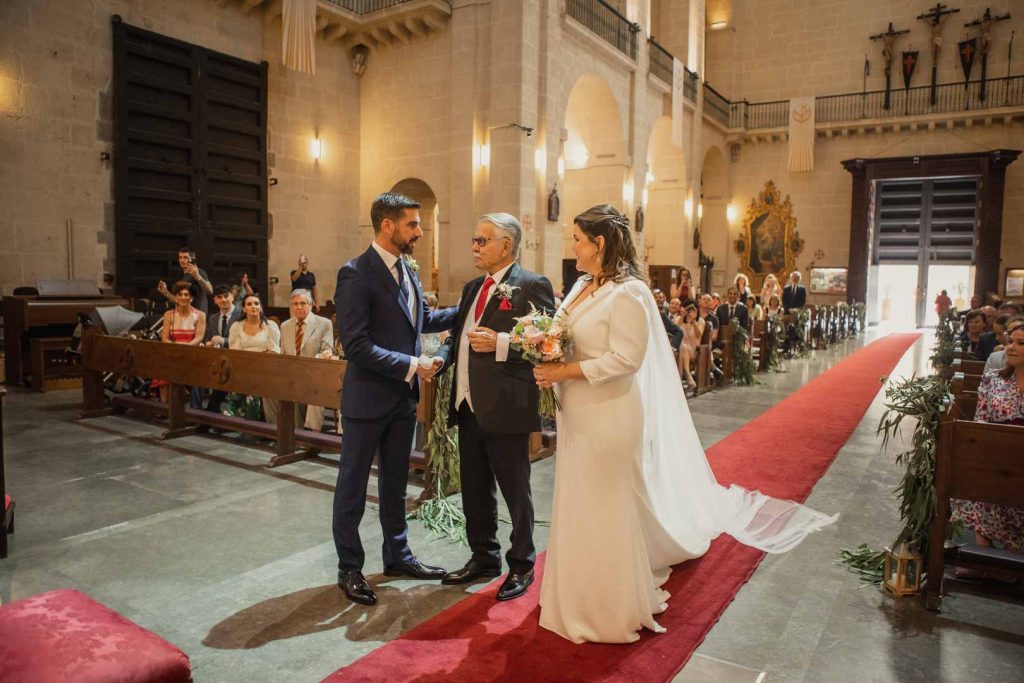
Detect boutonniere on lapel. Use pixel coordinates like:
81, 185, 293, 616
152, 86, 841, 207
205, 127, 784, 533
494, 282, 519, 310
402, 255, 420, 274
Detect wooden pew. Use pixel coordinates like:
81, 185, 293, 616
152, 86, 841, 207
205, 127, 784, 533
693, 324, 714, 396
950, 358, 986, 377
718, 323, 734, 383
926, 412, 1024, 611
950, 371, 981, 397
751, 319, 770, 372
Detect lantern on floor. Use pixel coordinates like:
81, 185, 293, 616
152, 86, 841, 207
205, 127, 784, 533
883, 543, 923, 596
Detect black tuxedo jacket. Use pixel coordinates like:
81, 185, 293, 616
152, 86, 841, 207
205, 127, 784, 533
782, 284, 807, 311
204, 308, 243, 344
716, 302, 750, 328
335, 246, 457, 420
437, 263, 555, 434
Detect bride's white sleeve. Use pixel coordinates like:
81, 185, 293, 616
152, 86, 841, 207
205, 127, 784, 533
579, 283, 650, 385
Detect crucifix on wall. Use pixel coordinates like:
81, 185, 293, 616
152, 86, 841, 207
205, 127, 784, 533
966, 8, 1012, 102
917, 3, 961, 106
869, 22, 910, 110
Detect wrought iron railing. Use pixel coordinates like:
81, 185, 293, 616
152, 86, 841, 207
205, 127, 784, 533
324, 0, 451, 14
566, 0, 640, 60
703, 83, 730, 126
728, 99, 788, 129
683, 66, 698, 102
815, 75, 1024, 124
648, 37, 672, 86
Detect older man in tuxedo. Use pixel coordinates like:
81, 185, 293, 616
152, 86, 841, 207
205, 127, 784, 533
333, 192, 457, 607
782, 271, 807, 313
436, 214, 555, 601
264, 288, 334, 430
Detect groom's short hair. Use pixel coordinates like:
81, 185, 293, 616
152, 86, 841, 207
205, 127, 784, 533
479, 212, 522, 255
371, 192, 421, 233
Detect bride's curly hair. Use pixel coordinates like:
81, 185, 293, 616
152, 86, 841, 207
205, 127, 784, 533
574, 204, 646, 287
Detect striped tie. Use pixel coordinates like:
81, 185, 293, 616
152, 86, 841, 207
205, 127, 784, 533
295, 319, 304, 355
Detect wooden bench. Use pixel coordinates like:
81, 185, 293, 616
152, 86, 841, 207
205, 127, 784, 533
750, 319, 769, 372
926, 413, 1024, 611
950, 358, 986, 377
0, 386, 13, 559
950, 371, 982, 396
693, 323, 714, 396
78, 331, 353, 468
718, 323, 734, 383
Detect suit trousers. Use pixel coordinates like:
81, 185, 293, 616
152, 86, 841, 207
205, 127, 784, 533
457, 402, 535, 575
333, 394, 417, 572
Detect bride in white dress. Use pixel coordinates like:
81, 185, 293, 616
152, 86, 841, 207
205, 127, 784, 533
532, 205, 837, 644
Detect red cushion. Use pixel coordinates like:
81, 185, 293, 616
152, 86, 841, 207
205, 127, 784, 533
0, 589, 191, 683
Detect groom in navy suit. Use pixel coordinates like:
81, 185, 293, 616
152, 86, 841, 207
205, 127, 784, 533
333, 192, 457, 606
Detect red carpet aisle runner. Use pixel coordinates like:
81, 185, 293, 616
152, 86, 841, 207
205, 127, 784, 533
325, 333, 920, 683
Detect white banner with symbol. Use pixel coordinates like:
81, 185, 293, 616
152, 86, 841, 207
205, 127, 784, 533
787, 97, 815, 172
672, 57, 685, 148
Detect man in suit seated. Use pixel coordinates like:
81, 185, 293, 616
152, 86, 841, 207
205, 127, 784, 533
716, 286, 750, 329
782, 271, 807, 313
202, 284, 243, 415
651, 286, 683, 350
264, 288, 335, 430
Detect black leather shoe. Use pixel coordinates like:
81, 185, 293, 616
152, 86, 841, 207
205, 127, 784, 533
338, 570, 377, 606
441, 559, 502, 585
496, 569, 534, 601
383, 558, 446, 580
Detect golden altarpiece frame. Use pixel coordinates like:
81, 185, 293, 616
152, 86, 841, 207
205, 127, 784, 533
733, 180, 804, 287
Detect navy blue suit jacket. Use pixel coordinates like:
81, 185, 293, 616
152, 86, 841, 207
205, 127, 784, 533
336, 245, 456, 420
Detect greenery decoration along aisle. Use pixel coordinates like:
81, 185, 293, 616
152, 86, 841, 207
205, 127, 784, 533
838, 367, 954, 584
766, 313, 787, 371
408, 368, 467, 544
793, 307, 812, 358
851, 302, 867, 334
930, 307, 960, 373
730, 318, 758, 385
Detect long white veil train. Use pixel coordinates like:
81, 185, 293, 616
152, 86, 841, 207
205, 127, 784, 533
630, 284, 838, 570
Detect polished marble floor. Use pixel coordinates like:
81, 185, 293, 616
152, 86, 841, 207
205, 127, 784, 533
1, 331, 1022, 682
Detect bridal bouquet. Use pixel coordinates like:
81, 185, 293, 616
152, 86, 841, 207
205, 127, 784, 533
509, 304, 572, 418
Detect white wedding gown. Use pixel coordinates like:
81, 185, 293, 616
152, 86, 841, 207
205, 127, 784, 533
538, 278, 838, 644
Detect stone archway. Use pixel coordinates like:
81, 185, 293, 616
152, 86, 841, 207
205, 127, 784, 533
643, 116, 688, 266
390, 177, 439, 293
699, 145, 730, 292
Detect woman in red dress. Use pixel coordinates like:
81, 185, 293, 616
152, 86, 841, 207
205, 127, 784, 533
151, 281, 206, 404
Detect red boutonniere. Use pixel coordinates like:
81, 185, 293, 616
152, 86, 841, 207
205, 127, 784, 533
495, 282, 519, 311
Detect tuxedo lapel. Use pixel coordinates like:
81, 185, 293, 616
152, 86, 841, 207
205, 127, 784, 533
479, 263, 521, 326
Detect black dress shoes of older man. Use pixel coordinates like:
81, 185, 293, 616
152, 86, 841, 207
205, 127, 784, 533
383, 557, 447, 580
441, 559, 502, 585
338, 570, 376, 606
496, 569, 534, 601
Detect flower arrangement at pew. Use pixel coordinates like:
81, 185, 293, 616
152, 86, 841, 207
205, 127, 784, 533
408, 366, 467, 544
730, 318, 758, 385
765, 313, 788, 371
509, 305, 573, 418
794, 307, 812, 358
851, 302, 867, 334
838, 373, 955, 587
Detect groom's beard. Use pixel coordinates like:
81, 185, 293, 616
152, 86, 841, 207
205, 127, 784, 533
391, 232, 417, 255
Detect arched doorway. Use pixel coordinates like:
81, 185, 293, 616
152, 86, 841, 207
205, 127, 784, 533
643, 116, 688, 280
561, 73, 628, 293
390, 178, 439, 293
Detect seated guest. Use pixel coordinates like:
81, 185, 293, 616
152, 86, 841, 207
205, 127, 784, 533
652, 286, 682, 350
716, 286, 750, 329
998, 301, 1022, 317
733, 273, 752, 301
764, 294, 784, 317
151, 281, 206, 405
652, 288, 669, 314
710, 292, 722, 311
265, 289, 333, 430
678, 303, 704, 390
980, 305, 998, 330
229, 293, 281, 421
698, 294, 719, 343
781, 271, 807, 313
960, 310, 987, 356
760, 273, 782, 310
950, 325, 1024, 572
668, 297, 684, 326
984, 317, 1024, 373
959, 295, 984, 321
204, 285, 242, 349
747, 294, 763, 322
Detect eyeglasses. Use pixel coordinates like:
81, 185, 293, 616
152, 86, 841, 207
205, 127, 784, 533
470, 236, 509, 247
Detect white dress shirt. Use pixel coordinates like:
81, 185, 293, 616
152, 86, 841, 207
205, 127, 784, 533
371, 241, 419, 383
455, 261, 514, 412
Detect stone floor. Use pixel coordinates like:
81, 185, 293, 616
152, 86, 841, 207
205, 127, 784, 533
1, 331, 1023, 682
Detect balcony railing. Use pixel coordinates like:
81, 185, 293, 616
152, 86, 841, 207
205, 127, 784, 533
703, 83, 730, 126
683, 66, 698, 102
648, 37, 672, 86
816, 76, 1024, 124
325, 0, 450, 14
566, 0, 640, 61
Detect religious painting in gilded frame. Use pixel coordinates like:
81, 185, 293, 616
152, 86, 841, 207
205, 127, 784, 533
809, 267, 848, 295
733, 180, 803, 285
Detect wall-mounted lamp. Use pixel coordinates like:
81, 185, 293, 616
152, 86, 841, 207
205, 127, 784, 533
557, 156, 565, 178
642, 186, 649, 206
645, 168, 655, 185
311, 138, 323, 161
697, 202, 704, 220
684, 197, 694, 219
623, 180, 635, 206
480, 143, 490, 167
709, 21, 729, 31
534, 148, 546, 173
726, 203, 738, 223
